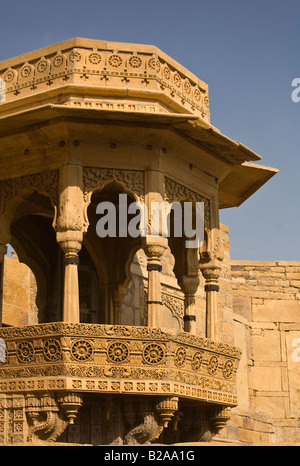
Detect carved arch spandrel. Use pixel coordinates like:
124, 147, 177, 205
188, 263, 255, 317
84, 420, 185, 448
164, 176, 210, 228
0, 170, 59, 241
82, 167, 145, 235
83, 167, 145, 203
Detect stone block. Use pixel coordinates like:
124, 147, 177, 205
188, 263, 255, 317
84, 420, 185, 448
251, 330, 281, 362
286, 272, 300, 280
252, 300, 300, 322
250, 366, 282, 391
252, 396, 286, 419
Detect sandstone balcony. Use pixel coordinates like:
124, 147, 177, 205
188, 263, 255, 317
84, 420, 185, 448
0, 323, 240, 444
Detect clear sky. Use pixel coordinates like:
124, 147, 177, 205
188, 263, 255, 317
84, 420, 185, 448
0, 0, 299, 261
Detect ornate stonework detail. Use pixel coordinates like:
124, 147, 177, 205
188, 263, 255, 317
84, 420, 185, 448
161, 289, 184, 327
25, 393, 66, 443
108, 54, 122, 67
52, 54, 65, 68
17, 341, 35, 363
174, 347, 186, 367
191, 351, 203, 371
124, 413, 163, 445
129, 55, 142, 68
208, 405, 232, 436
36, 58, 49, 74
88, 52, 102, 64
83, 167, 145, 202
223, 359, 234, 379
164, 177, 210, 226
71, 339, 93, 361
208, 355, 219, 375
123, 396, 178, 445
43, 339, 61, 362
0, 323, 240, 427
20, 63, 33, 79
3, 68, 17, 83
148, 57, 160, 71
107, 341, 129, 363
200, 227, 224, 264
143, 343, 165, 365
58, 392, 83, 424
0, 170, 59, 214
68, 50, 82, 63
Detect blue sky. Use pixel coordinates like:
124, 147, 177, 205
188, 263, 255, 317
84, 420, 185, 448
0, 0, 299, 261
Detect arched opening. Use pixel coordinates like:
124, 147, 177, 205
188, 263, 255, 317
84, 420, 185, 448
84, 182, 142, 325
1, 191, 58, 325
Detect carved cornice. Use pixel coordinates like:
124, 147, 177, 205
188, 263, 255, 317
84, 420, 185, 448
0, 41, 210, 122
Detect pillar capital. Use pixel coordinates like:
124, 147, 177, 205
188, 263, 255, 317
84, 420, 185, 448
143, 236, 168, 263
199, 260, 222, 283
178, 274, 199, 296
56, 231, 83, 257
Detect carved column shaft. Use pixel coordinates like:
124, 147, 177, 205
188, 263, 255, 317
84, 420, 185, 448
111, 284, 128, 325
202, 264, 221, 340
0, 244, 6, 328
178, 275, 199, 335
144, 236, 167, 327
144, 169, 167, 328
56, 164, 86, 323
199, 227, 224, 341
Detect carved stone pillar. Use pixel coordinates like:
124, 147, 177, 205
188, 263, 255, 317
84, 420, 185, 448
201, 263, 221, 340
0, 244, 7, 328
178, 275, 199, 334
59, 237, 82, 323
143, 236, 167, 328
55, 164, 86, 323
199, 228, 224, 341
111, 284, 128, 325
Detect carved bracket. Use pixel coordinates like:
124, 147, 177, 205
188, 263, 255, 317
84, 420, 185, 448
124, 396, 179, 445
25, 392, 82, 443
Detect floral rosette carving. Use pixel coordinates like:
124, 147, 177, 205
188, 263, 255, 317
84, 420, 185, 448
223, 359, 234, 379
17, 341, 35, 363
174, 347, 186, 367
43, 339, 61, 361
107, 341, 129, 364
71, 339, 93, 361
143, 343, 165, 365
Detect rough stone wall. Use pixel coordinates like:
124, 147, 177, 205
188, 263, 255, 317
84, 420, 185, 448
229, 259, 300, 444
2, 255, 34, 327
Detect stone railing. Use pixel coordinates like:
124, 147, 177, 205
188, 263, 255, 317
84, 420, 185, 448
0, 323, 240, 405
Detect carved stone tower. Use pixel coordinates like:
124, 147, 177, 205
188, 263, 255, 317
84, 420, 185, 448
0, 39, 276, 445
